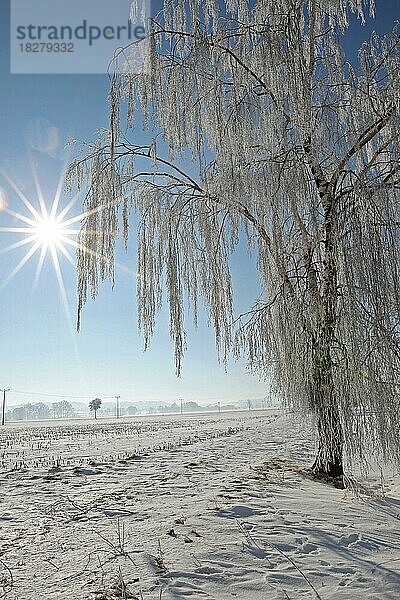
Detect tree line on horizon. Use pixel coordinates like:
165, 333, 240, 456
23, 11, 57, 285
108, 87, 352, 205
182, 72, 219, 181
5, 399, 244, 421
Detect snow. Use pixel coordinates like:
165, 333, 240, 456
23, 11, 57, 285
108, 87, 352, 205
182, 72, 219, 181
0, 411, 399, 599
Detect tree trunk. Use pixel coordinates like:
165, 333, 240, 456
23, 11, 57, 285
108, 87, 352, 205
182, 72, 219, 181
310, 184, 344, 483
310, 334, 344, 483
312, 403, 344, 480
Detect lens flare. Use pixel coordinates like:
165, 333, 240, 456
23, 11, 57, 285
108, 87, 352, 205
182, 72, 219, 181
27, 118, 60, 157
0, 187, 8, 211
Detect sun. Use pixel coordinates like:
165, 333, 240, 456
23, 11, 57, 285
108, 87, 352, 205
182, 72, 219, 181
34, 214, 69, 248
0, 157, 135, 295
0, 159, 84, 292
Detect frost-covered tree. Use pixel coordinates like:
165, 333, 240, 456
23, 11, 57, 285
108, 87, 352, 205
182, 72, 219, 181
67, 0, 400, 483
89, 398, 102, 419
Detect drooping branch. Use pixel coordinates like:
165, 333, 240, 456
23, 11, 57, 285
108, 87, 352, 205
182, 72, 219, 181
69, 0, 400, 476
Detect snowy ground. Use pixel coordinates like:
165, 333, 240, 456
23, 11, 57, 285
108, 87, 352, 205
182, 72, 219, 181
0, 410, 399, 599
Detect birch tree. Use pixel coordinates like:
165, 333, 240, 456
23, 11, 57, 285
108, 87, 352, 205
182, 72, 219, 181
67, 0, 400, 483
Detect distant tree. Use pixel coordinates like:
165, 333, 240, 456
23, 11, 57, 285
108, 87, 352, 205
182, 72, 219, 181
62, 401, 74, 419
7, 403, 52, 421
127, 405, 138, 415
89, 398, 102, 419
34, 403, 50, 420
68, 1, 400, 483
9, 406, 27, 421
24, 404, 34, 419
51, 401, 74, 419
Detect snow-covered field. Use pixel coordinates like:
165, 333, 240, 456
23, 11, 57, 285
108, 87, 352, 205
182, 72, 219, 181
0, 411, 399, 599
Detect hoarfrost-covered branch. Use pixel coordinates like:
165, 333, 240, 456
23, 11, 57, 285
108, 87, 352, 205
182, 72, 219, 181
68, 0, 400, 477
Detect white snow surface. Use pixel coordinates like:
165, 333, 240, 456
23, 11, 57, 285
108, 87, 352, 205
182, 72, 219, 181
0, 411, 399, 599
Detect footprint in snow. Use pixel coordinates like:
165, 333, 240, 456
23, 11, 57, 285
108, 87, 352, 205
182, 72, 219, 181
339, 532, 361, 547
296, 541, 319, 554
217, 504, 263, 518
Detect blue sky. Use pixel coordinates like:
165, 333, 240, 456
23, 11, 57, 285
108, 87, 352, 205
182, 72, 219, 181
0, 1, 398, 408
